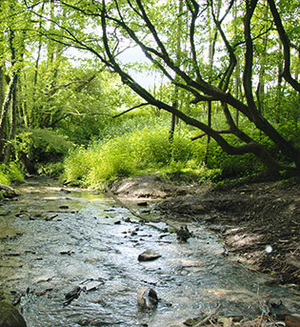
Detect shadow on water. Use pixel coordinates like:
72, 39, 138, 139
0, 177, 300, 326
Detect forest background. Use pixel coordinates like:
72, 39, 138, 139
0, 0, 300, 189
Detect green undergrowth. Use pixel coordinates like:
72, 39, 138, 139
0, 162, 24, 186
61, 124, 262, 189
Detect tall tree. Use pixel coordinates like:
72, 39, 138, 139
0, 1, 26, 159
169, 0, 183, 143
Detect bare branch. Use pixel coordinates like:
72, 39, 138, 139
209, 0, 237, 91
112, 103, 150, 118
194, 304, 222, 326
135, 0, 172, 62
185, 0, 203, 83
191, 130, 232, 141
243, 0, 259, 115
267, 0, 300, 92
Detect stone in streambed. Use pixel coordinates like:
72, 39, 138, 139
0, 300, 27, 327
137, 201, 148, 207
285, 314, 300, 327
138, 249, 161, 261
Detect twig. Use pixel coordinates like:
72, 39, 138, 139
194, 303, 222, 326
291, 245, 300, 255
112, 103, 150, 118
45, 214, 58, 221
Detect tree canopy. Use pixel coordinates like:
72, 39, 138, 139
1, 0, 300, 179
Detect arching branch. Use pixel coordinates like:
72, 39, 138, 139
267, 0, 300, 93
112, 103, 150, 118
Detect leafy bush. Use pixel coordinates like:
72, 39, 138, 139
62, 124, 208, 187
83, 138, 136, 187
205, 137, 263, 178
0, 162, 24, 185
161, 160, 222, 184
64, 113, 287, 188
15, 128, 74, 164
0, 171, 10, 185
37, 162, 65, 177
63, 146, 95, 185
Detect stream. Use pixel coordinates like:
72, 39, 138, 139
0, 177, 300, 327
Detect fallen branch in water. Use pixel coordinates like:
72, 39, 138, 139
194, 304, 222, 326
104, 183, 146, 220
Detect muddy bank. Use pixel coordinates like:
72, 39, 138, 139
111, 174, 201, 199
112, 175, 300, 286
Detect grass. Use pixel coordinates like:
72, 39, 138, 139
61, 122, 262, 189
0, 162, 24, 185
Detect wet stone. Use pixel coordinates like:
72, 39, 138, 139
137, 201, 148, 207
65, 286, 82, 300
176, 225, 193, 242
0, 300, 27, 327
137, 286, 158, 308
138, 249, 161, 261
141, 209, 151, 214
59, 205, 69, 209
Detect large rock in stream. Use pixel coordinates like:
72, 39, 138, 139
0, 300, 27, 327
138, 249, 161, 261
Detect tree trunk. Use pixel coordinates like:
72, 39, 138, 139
0, 66, 5, 159
276, 42, 283, 124
4, 80, 17, 164
0, 72, 18, 157
204, 1, 220, 165
204, 101, 212, 165
0, 66, 4, 110
169, 0, 183, 143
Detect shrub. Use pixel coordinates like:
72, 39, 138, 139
0, 162, 24, 185
63, 146, 94, 185
0, 171, 10, 185
63, 118, 274, 188
15, 128, 74, 164
62, 125, 207, 187
161, 160, 222, 184
38, 162, 65, 177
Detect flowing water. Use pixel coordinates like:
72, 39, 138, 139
0, 178, 299, 327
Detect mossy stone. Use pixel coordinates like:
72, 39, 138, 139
0, 300, 27, 327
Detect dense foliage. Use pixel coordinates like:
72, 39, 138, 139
0, 0, 300, 186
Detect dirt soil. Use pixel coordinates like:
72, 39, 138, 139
112, 174, 300, 287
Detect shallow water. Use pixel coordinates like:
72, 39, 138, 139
0, 178, 299, 327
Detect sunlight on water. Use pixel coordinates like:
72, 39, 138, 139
0, 178, 299, 327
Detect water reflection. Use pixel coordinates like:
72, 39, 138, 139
0, 178, 299, 326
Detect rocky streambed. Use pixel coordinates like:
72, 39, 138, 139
112, 174, 300, 286
0, 175, 300, 327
